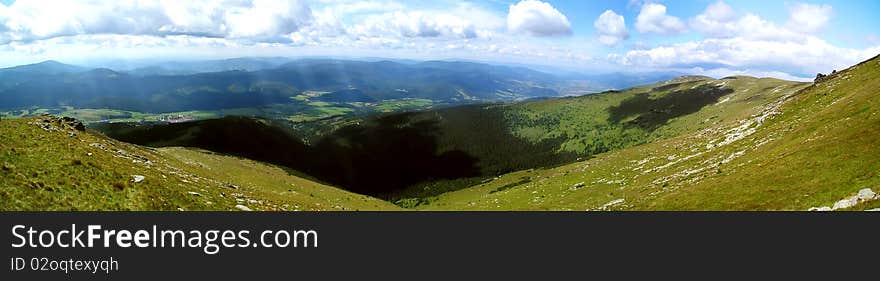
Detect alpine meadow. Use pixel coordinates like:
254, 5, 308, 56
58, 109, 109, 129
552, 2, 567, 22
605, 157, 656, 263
1, 0, 879, 211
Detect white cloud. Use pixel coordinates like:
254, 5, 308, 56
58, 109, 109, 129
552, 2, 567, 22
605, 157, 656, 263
618, 36, 880, 77
594, 10, 628, 46
689, 67, 812, 82
0, 0, 313, 43
507, 0, 572, 37
618, 1, 877, 80
690, 1, 831, 42
346, 3, 503, 41
351, 11, 479, 39
3, 0, 592, 67
786, 3, 832, 33
636, 3, 686, 35
690, 1, 737, 37
224, 0, 313, 40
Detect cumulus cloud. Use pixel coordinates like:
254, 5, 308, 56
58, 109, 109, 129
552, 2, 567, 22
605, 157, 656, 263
615, 1, 877, 80
618, 36, 880, 77
0, 0, 312, 43
224, 0, 313, 40
507, 0, 572, 37
594, 10, 628, 46
691, 1, 832, 42
786, 3, 832, 33
690, 1, 737, 37
351, 11, 480, 39
636, 3, 686, 35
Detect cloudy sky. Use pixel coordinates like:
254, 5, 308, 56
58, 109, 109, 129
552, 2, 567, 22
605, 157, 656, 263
1, 0, 879, 80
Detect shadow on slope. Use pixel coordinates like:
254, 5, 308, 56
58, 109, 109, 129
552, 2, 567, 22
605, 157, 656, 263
96, 116, 480, 195
608, 84, 733, 131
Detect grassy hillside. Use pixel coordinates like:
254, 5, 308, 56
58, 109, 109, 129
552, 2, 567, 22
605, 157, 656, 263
4, 55, 878, 211
0, 115, 399, 211
93, 73, 810, 202
353, 75, 807, 200
421, 56, 880, 211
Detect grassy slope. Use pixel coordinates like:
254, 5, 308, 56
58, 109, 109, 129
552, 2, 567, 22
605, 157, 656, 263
3, 56, 878, 211
0, 116, 399, 211
503, 76, 807, 154
422, 57, 880, 210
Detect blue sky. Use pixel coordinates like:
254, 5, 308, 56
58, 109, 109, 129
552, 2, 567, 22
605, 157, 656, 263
1, 0, 878, 80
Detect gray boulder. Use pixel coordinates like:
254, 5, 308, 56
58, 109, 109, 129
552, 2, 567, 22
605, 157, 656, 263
857, 188, 876, 200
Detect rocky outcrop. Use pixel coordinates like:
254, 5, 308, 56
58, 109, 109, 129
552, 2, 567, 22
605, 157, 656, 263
28, 114, 85, 133
809, 188, 878, 211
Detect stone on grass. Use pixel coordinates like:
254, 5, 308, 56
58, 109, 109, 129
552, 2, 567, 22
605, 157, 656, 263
235, 205, 253, 211
856, 188, 876, 200
131, 175, 145, 183
832, 197, 858, 210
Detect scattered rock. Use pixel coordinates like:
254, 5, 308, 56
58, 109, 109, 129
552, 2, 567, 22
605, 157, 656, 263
599, 199, 625, 210
832, 197, 858, 210
571, 182, 585, 190
815, 188, 878, 211
187, 191, 202, 197
808, 206, 832, 212
131, 175, 145, 183
177, 208, 184, 211
857, 188, 876, 200
60, 117, 85, 131
225, 184, 239, 189
235, 205, 252, 211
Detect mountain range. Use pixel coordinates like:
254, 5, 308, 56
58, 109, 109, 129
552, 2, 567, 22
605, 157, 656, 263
1, 55, 878, 210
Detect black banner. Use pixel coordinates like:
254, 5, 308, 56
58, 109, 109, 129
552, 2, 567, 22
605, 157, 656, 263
1, 212, 876, 280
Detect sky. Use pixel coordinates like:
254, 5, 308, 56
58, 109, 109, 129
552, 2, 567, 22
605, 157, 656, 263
1, 0, 879, 80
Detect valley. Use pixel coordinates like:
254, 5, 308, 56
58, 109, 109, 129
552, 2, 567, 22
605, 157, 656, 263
1, 55, 879, 211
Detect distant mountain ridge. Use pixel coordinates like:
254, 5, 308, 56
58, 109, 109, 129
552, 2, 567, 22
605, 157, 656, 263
0, 59, 577, 112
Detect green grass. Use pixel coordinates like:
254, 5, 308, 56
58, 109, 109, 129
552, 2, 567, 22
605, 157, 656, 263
4, 57, 879, 211
287, 106, 354, 122
418, 57, 880, 211
0, 116, 399, 211
373, 99, 433, 112
502, 76, 806, 155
